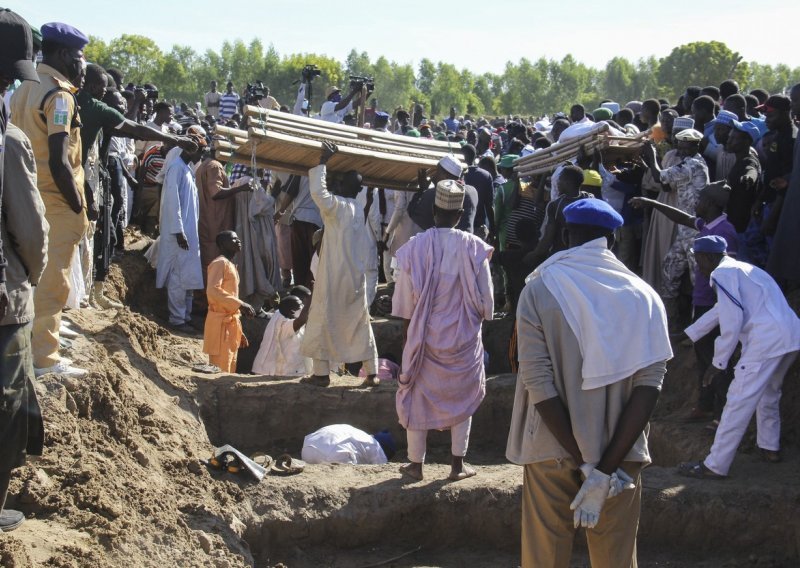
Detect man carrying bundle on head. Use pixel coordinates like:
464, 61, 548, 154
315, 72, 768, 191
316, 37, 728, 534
203, 231, 255, 373
393, 179, 494, 482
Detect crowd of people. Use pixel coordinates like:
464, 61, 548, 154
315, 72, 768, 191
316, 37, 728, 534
1, 8, 800, 567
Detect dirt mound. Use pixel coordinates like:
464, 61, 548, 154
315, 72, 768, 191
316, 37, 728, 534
0, 300, 254, 567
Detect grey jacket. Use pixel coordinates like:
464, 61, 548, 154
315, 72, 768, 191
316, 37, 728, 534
1, 124, 48, 327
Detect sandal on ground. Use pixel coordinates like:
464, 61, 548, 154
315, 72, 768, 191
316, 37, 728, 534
760, 449, 782, 463
192, 363, 221, 374
272, 454, 305, 475
300, 375, 330, 387
448, 464, 477, 482
251, 454, 274, 472
677, 461, 727, 480
360, 376, 380, 387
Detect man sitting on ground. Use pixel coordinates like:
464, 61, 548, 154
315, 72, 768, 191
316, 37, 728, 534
252, 292, 311, 377
203, 231, 255, 373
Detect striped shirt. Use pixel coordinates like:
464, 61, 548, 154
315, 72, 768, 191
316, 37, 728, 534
219, 92, 240, 120
142, 146, 165, 185
506, 199, 546, 249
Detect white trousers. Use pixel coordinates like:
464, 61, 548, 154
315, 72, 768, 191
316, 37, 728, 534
407, 417, 472, 463
705, 350, 798, 475
167, 278, 193, 326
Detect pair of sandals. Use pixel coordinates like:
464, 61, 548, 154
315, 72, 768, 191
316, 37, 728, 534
252, 453, 306, 475
300, 375, 380, 388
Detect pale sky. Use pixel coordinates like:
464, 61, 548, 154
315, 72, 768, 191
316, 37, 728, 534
8, 0, 800, 74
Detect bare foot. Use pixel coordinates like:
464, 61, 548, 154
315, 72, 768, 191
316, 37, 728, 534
448, 464, 477, 481
360, 374, 380, 387
399, 462, 423, 480
300, 374, 330, 387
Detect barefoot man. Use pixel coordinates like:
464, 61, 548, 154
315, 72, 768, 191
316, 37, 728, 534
203, 231, 255, 373
393, 179, 494, 481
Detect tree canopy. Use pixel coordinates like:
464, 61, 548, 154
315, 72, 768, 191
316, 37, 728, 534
84, 36, 800, 118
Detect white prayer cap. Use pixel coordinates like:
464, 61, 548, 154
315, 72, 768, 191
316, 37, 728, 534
435, 179, 465, 211
437, 154, 463, 178
674, 128, 703, 142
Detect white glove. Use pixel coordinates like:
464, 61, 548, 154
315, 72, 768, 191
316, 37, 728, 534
579, 462, 596, 480
570, 468, 611, 528
608, 468, 636, 498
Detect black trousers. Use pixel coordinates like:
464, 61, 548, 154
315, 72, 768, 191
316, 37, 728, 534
0, 323, 43, 473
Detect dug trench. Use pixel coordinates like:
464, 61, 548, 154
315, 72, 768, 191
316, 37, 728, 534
1, 239, 798, 567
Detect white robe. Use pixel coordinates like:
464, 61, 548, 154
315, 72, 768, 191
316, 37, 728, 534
356, 186, 382, 306
251, 312, 311, 376
300, 165, 377, 365
156, 158, 203, 290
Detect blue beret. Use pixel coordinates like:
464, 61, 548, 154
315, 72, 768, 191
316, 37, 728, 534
41, 22, 88, 49
693, 235, 727, 254
732, 120, 761, 144
375, 111, 390, 119
563, 198, 623, 231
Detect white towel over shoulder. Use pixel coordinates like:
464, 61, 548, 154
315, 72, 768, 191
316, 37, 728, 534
527, 238, 673, 389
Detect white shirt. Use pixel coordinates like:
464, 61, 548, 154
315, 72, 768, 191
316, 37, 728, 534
686, 257, 800, 368
251, 312, 311, 377
301, 424, 388, 465
319, 100, 352, 124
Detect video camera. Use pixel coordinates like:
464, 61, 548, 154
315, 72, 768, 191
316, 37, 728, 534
349, 75, 375, 95
302, 64, 322, 82
133, 85, 159, 100
245, 81, 267, 104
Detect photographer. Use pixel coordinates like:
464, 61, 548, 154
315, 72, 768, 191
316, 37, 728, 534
253, 80, 280, 110
319, 83, 367, 124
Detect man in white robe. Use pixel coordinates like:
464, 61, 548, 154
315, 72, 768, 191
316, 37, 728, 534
156, 134, 205, 331
252, 294, 311, 377
300, 142, 378, 387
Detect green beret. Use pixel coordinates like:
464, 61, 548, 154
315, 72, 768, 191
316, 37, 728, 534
592, 108, 613, 121
499, 154, 519, 168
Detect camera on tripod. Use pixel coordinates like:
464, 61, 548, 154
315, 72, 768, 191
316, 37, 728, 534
245, 81, 267, 104
349, 75, 375, 95
302, 64, 322, 82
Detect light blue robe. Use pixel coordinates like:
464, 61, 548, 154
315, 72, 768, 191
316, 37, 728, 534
156, 157, 203, 291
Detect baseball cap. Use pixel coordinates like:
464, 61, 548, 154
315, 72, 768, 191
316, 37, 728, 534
0, 9, 39, 82
755, 94, 791, 113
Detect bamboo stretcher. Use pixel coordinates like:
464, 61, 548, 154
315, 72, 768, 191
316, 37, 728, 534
514, 123, 650, 177
212, 107, 464, 191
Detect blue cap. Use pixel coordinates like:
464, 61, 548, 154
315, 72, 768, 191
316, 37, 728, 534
563, 198, 623, 231
375, 111, 390, 120
693, 235, 727, 254
41, 22, 89, 49
732, 120, 761, 144
373, 430, 396, 459
714, 110, 737, 127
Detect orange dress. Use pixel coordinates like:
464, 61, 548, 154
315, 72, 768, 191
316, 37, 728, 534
203, 256, 245, 372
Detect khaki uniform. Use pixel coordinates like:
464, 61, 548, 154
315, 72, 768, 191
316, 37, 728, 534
11, 63, 90, 368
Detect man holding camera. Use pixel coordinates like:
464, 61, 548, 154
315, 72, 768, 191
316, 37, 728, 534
319, 83, 366, 124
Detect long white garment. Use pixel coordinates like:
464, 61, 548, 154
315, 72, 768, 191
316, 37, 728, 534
385, 190, 421, 257
528, 237, 673, 389
356, 186, 381, 305
685, 256, 800, 367
301, 424, 387, 465
156, 157, 203, 290
251, 312, 311, 376
300, 164, 377, 365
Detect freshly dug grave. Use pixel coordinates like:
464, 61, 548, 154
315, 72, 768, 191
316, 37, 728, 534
1, 238, 799, 567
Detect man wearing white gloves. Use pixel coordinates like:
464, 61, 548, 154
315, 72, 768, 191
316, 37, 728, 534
507, 199, 672, 567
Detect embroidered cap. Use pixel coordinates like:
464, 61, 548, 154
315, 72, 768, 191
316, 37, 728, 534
435, 179, 465, 211
672, 116, 695, 132
437, 154, 463, 178
674, 128, 703, 142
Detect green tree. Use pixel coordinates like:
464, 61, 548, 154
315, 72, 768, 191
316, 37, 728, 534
106, 34, 164, 86
657, 41, 744, 101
